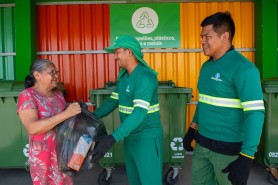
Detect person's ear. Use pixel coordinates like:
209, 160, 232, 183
222, 32, 230, 43
127, 49, 133, 56
33, 71, 41, 81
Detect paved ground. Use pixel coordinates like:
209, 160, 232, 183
0, 155, 274, 185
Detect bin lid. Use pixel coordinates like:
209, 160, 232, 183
0, 80, 25, 97
158, 80, 175, 88
91, 80, 192, 102
104, 80, 176, 89
0, 81, 66, 97
90, 87, 192, 94
90, 87, 193, 103
261, 78, 278, 93
90, 89, 114, 95
158, 87, 192, 94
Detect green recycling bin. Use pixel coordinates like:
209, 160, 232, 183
0, 81, 67, 169
0, 80, 29, 168
261, 78, 278, 184
90, 81, 192, 185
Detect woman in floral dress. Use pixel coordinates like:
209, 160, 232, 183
17, 59, 81, 185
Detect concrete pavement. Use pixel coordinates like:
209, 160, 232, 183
0, 155, 273, 185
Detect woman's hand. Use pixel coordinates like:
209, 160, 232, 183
64, 102, 81, 117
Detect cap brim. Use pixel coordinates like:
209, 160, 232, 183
104, 45, 119, 53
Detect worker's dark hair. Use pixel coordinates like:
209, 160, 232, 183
201, 11, 235, 42
24, 59, 53, 88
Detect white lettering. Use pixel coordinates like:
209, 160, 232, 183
211, 77, 222, 82
268, 152, 278, 158
104, 152, 113, 158
171, 152, 185, 159
172, 156, 185, 159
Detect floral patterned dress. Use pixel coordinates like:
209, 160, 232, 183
17, 88, 73, 185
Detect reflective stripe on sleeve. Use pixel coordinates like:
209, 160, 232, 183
110, 92, 119, 100
241, 100, 265, 111
133, 99, 150, 110
199, 94, 265, 111
119, 104, 160, 114
148, 104, 160, 113
119, 105, 133, 114
199, 94, 242, 108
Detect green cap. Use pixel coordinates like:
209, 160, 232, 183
105, 35, 158, 79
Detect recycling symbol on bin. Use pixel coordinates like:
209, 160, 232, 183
170, 137, 183, 151
23, 144, 29, 157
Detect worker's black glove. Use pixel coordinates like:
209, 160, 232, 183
222, 154, 253, 185
90, 135, 116, 163
183, 127, 197, 151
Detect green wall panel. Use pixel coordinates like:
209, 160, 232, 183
255, 0, 278, 79
0, 0, 14, 4
0, 6, 15, 80
15, 0, 37, 80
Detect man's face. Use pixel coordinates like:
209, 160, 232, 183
200, 24, 226, 60
114, 48, 129, 68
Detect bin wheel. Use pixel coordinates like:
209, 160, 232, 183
98, 169, 112, 185
165, 168, 179, 185
268, 171, 278, 185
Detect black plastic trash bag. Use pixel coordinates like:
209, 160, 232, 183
55, 101, 107, 176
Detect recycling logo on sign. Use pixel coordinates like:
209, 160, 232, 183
131, 7, 159, 34
170, 137, 183, 151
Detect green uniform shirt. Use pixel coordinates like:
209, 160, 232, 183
94, 63, 163, 142
193, 49, 265, 157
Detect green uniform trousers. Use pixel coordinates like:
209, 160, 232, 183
192, 144, 238, 185
124, 134, 163, 185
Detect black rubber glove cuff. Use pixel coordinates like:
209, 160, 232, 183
183, 126, 197, 151
222, 154, 253, 185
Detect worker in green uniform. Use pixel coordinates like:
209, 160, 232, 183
182, 12, 265, 185
90, 35, 163, 185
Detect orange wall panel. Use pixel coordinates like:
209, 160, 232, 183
37, 4, 117, 102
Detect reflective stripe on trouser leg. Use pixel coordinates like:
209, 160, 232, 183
192, 144, 237, 185
124, 135, 163, 185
